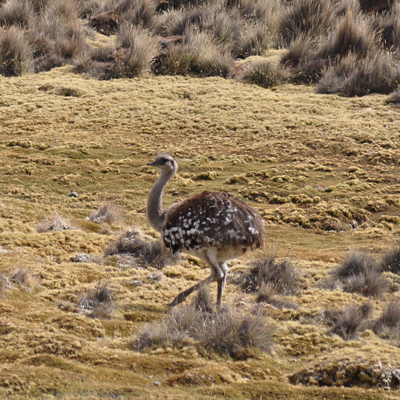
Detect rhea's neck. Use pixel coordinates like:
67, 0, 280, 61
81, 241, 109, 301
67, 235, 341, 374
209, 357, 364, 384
147, 169, 175, 232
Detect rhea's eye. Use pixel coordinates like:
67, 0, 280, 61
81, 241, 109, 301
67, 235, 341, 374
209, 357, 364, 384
160, 158, 167, 164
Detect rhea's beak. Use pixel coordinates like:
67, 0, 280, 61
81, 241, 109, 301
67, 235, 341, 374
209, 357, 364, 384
147, 161, 156, 166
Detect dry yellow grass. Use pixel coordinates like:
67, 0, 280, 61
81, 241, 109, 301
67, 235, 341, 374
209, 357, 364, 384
1, 66, 400, 398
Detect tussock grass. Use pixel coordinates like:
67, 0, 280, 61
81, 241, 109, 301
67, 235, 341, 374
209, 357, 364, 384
77, 24, 157, 79
325, 252, 388, 298
153, 29, 233, 77
0, 26, 33, 76
104, 227, 175, 269
316, 11, 376, 60
89, 201, 124, 225
90, 0, 156, 35
240, 253, 298, 295
316, 51, 399, 96
241, 59, 288, 88
78, 282, 117, 319
10, 267, 38, 292
0, 274, 7, 298
0, 0, 33, 28
35, 214, 75, 233
372, 300, 400, 339
386, 88, 400, 104
323, 303, 372, 340
135, 289, 275, 359
278, 0, 335, 47
381, 243, 400, 274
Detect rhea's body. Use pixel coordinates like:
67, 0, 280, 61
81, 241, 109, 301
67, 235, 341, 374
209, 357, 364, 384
146, 154, 265, 306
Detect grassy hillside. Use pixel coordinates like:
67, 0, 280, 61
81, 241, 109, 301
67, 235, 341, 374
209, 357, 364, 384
1, 66, 400, 398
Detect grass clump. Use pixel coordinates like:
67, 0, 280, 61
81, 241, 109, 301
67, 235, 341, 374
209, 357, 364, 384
240, 253, 298, 295
0, 26, 33, 76
10, 267, 38, 292
323, 303, 372, 340
381, 243, 400, 273
241, 59, 288, 88
78, 282, 117, 319
0, 274, 8, 298
316, 51, 399, 96
35, 214, 75, 233
135, 288, 275, 359
372, 300, 400, 340
153, 29, 233, 77
104, 227, 175, 269
0, 0, 34, 28
89, 201, 124, 225
278, 0, 335, 47
326, 252, 388, 298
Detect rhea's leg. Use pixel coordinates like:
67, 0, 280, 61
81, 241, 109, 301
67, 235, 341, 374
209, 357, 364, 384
168, 275, 213, 307
216, 262, 228, 307
168, 249, 222, 308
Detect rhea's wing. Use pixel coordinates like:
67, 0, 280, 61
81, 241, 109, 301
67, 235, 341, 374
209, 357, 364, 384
162, 192, 265, 253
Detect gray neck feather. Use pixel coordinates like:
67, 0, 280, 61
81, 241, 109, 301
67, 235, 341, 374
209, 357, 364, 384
147, 170, 175, 232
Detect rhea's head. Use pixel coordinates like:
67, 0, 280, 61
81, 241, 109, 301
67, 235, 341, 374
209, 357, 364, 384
147, 154, 178, 175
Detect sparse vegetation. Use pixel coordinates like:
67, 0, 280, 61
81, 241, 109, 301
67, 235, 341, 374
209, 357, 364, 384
0, 274, 7, 298
89, 201, 124, 225
3, 24, 400, 396
104, 227, 175, 268
0, 0, 398, 97
135, 289, 275, 359
78, 282, 117, 319
35, 214, 75, 232
324, 252, 388, 298
381, 243, 400, 273
323, 303, 372, 340
9, 267, 38, 292
240, 253, 298, 295
242, 59, 288, 88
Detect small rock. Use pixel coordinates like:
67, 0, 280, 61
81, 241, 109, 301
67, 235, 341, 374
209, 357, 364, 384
152, 381, 161, 386
68, 191, 78, 198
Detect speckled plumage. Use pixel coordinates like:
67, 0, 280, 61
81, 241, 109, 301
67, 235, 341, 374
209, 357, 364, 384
163, 191, 265, 254
146, 154, 265, 307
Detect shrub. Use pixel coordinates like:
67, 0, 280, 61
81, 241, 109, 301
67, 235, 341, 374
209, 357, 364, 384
78, 282, 117, 319
328, 251, 388, 298
323, 303, 372, 340
35, 214, 75, 232
135, 292, 275, 359
278, 0, 335, 47
317, 51, 399, 96
104, 227, 175, 269
381, 243, 400, 274
240, 253, 298, 295
90, 201, 124, 225
241, 59, 289, 88
0, 26, 33, 76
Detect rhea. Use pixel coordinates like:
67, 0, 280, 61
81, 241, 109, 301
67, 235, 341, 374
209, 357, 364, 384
147, 154, 265, 307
